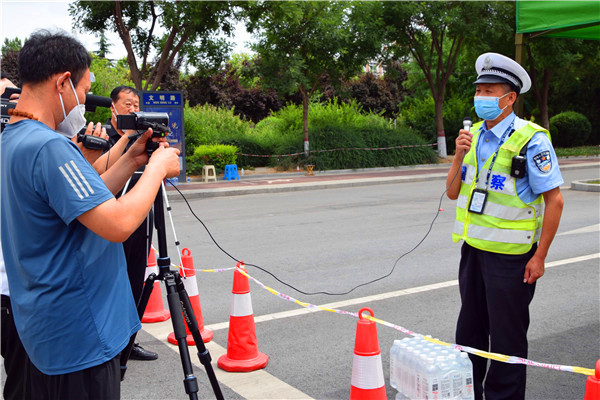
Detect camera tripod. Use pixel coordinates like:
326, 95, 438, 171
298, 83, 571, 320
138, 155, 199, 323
119, 182, 224, 400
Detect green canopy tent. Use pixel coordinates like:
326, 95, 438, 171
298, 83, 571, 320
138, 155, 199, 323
513, 0, 599, 114
516, 0, 600, 40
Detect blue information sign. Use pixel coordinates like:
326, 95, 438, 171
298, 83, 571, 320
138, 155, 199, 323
140, 91, 185, 183
142, 92, 183, 107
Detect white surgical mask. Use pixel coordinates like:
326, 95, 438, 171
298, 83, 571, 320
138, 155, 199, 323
56, 77, 86, 138
111, 102, 119, 119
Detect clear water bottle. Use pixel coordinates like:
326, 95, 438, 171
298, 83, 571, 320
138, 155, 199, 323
390, 340, 402, 389
406, 347, 418, 399
447, 353, 463, 399
400, 344, 415, 398
460, 353, 475, 400
436, 355, 452, 399
416, 353, 432, 399
422, 356, 440, 400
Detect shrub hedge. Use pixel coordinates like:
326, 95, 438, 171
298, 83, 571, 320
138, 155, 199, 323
187, 144, 239, 175
549, 111, 592, 148
183, 99, 438, 172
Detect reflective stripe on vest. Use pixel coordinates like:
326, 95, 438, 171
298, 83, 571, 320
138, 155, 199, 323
351, 354, 385, 389
456, 195, 544, 221
453, 120, 550, 255
454, 220, 543, 245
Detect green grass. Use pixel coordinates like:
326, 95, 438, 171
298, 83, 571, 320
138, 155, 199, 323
586, 180, 600, 184
555, 146, 600, 157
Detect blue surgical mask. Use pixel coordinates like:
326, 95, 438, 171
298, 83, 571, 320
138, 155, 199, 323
474, 92, 510, 121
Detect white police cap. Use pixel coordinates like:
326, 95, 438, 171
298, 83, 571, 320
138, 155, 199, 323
474, 52, 531, 95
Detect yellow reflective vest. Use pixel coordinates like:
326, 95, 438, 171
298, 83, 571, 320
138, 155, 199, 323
452, 120, 551, 255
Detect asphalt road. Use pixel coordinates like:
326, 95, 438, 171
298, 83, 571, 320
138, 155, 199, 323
113, 165, 600, 400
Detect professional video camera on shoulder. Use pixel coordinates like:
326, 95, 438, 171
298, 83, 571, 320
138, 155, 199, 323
117, 112, 171, 137
2, 88, 112, 156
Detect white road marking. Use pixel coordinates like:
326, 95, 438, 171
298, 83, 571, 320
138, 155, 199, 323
557, 224, 599, 236
141, 252, 598, 399
204, 253, 600, 333
142, 321, 314, 399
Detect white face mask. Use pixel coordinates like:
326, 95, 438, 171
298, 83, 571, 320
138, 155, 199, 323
56, 77, 86, 139
111, 102, 120, 120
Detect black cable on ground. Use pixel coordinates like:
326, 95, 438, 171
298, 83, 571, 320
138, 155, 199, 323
166, 164, 460, 296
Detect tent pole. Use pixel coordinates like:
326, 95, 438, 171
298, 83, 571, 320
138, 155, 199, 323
514, 33, 525, 117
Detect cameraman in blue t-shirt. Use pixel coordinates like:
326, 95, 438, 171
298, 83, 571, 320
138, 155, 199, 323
0, 30, 180, 399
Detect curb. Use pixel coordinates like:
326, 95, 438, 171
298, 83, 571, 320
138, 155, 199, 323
167, 173, 449, 200
571, 179, 600, 192
166, 160, 599, 201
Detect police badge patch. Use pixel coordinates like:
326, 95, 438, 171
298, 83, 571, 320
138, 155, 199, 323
533, 150, 552, 173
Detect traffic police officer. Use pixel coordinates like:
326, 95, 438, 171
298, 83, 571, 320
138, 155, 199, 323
446, 53, 564, 400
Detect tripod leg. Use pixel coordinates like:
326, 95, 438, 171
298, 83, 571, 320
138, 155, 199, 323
164, 273, 200, 400
120, 272, 157, 381
152, 183, 223, 399
175, 274, 224, 400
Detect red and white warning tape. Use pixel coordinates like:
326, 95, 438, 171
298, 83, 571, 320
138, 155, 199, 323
168, 255, 594, 376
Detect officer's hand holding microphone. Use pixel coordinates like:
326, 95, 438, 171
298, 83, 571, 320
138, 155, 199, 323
446, 118, 473, 199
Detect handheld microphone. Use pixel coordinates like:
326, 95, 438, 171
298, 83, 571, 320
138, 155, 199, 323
463, 116, 472, 132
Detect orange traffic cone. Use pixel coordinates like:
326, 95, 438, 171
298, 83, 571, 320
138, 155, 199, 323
350, 307, 386, 400
217, 262, 268, 372
141, 248, 170, 323
585, 360, 600, 400
168, 248, 213, 345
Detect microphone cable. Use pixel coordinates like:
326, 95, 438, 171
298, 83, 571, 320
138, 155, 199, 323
166, 159, 463, 297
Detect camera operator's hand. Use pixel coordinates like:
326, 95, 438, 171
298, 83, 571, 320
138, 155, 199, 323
1, 77, 18, 97
125, 128, 163, 168
77, 122, 108, 165
147, 145, 181, 179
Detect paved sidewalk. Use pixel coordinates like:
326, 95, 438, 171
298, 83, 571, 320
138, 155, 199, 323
165, 157, 599, 200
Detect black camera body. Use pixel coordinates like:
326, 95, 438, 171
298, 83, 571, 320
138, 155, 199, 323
1, 97, 16, 132
118, 112, 170, 156
76, 124, 112, 151
117, 112, 170, 137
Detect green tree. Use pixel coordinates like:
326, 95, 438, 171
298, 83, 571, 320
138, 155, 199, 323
525, 37, 597, 130
547, 42, 600, 141
379, 1, 514, 158
94, 31, 112, 58
245, 1, 381, 154
69, 1, 240, 90
2, 37, 22, 55
1, 37, 23, 83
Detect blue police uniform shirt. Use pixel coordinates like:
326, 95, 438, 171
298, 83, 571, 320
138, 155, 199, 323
475, 112, 563, 203
0, 120, 141, 375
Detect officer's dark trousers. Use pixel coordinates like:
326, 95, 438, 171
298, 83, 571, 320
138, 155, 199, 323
456, 242, 537, 400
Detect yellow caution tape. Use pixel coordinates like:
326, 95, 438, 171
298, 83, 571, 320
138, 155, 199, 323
165, 254, 595, 377
235, 266, 596, 376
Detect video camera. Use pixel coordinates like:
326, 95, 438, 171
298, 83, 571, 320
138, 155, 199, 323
1, 87, 19, 132
76, 125, 112, 152
117, 112, 171, 137
117, 112, 170, 155
1, 87, 114, 153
